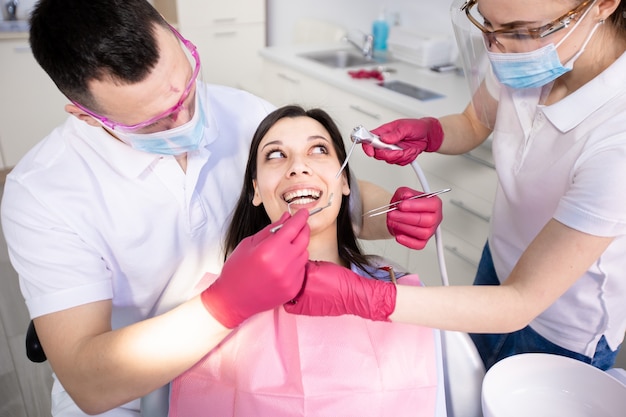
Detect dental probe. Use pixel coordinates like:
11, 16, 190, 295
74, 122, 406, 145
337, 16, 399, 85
270, 193, 334, 233
364, 188, 451, 217
335, 125, 402, 178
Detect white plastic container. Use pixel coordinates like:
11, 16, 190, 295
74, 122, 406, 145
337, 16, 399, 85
387, 27, 455, 67
482, 353, 626, 417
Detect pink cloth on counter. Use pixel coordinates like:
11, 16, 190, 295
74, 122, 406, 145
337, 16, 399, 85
169, 273, 438, 417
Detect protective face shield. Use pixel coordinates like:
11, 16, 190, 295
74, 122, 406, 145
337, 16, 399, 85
450, 0, 599, 128
450, 0, 499, 129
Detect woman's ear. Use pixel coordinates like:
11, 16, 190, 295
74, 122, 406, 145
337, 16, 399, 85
596, 0, 620, 21
65, 104, 101, 127
252, 180, 263, 206
341, 173, 351, 196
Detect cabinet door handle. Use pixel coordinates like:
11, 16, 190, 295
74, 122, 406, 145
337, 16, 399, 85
277, 73, 300, 84
213, 18, 237, 24
450, 199, 491, 223
213, 31, 238, 38
444, 245, 479, 268
13, 45, 31, 53
348, 105, 380, 120
462, 152, 495, 169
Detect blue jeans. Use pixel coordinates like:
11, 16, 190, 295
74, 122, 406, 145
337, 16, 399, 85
469, 242, 619, 371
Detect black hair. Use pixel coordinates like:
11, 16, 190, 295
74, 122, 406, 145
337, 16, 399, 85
29, 0, 169, 110
224, 105, 371, 272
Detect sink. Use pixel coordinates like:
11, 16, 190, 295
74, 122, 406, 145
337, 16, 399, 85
299, 50, 376, 68
378, 80, 444, 101
0, 20, 29, 32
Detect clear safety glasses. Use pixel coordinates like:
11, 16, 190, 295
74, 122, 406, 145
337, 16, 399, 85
462, 0, 596, 52
72, 24, 201, 134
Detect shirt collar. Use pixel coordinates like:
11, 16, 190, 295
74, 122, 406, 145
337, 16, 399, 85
542, 51, 626, 133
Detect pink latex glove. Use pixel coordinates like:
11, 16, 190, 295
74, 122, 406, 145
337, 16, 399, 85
284, 260, 397, 322
387, 187, 442, 250
201, 209, 310, 328
363, 118, 444, 166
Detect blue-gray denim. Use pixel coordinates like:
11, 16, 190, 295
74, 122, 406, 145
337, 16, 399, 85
469, 242, 619, 371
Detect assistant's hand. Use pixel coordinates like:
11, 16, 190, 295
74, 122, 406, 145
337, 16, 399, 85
387, 187, 442, 250
363, 118, 444, 166
201, 209, 310, 328
284, 260, 396, 322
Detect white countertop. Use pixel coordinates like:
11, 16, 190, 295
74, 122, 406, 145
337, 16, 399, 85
259, 43, 471, 118
0, 30, 28, 40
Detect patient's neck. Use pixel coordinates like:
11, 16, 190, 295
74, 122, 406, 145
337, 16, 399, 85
307, 225, 345, 266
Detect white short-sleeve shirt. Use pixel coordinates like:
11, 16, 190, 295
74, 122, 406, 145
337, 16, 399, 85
1, 82, 275, 416
2, 83, 274, 322
488, 52, 626, 356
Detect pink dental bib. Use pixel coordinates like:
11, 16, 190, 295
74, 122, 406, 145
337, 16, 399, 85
170, 274, 439, 417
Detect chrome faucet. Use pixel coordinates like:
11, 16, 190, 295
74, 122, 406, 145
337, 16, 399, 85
5, 0, 18, 20
342, 31, 374, 59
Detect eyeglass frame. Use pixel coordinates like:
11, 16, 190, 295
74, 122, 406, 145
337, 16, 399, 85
462, 0, 596, 50
71, 23, 201, 133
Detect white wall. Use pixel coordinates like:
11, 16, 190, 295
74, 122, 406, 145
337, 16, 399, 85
266, 0, 456, 46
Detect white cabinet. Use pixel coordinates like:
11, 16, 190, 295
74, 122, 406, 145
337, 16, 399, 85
0, 36, 68, 168
176, 0, 265, 25
173, 0, 266, 94
259, 60, 334, 108
258, 57, 498, 287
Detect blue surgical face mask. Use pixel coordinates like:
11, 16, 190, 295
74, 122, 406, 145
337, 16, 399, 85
487, 9, 601, 89
113, 93, 206, 155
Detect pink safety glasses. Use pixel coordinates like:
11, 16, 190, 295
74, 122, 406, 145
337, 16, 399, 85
72, 24, 201, 133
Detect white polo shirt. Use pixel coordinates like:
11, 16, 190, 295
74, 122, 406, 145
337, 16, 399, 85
2, 82, 275, 416
2, 82, 274, 326
488, 52, 626, 356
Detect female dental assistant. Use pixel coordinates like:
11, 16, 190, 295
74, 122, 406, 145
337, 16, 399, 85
285, 0, 626, 371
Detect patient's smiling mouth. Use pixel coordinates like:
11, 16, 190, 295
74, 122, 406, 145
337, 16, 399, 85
283, 188, 322, 205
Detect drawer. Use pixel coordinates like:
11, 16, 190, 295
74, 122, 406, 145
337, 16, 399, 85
406, 226, 482, 287
391, 170, 491, 250
403, 240, 442, 288
177, 0, 265, 27
416, 152, 496, 203
424, 175, 491, 249
440, 230, 481, 286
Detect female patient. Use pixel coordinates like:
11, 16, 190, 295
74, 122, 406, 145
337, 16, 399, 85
168, 105, 441, 417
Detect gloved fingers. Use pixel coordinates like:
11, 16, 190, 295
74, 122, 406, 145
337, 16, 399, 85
284, 260, 311, 307
371, 119, 406, 144
387, 213, 439, 235
391, 186, 421, 203
393, 194, 442, 215
252, 211, 291, 243
361, 142, 376, 158
280, 257, 309, 300
368, 147, 419, 166
394, 233, 430, 250
388, 207, 442, 229
264, 208, 310, 245
372, 118, 430, 144
283, 261, 335, 314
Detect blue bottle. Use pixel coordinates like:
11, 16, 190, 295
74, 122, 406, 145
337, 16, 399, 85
372, 12, 389, 52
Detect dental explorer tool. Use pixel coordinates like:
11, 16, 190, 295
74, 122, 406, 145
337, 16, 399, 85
363, 188, 451, 217
270, 193, 334, 233
335, 125, 402, 178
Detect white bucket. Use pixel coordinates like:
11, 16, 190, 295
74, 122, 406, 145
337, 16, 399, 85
482, 353, 626, 417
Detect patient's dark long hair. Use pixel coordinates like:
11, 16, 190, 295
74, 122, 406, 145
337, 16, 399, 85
224, 105, 370, 271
